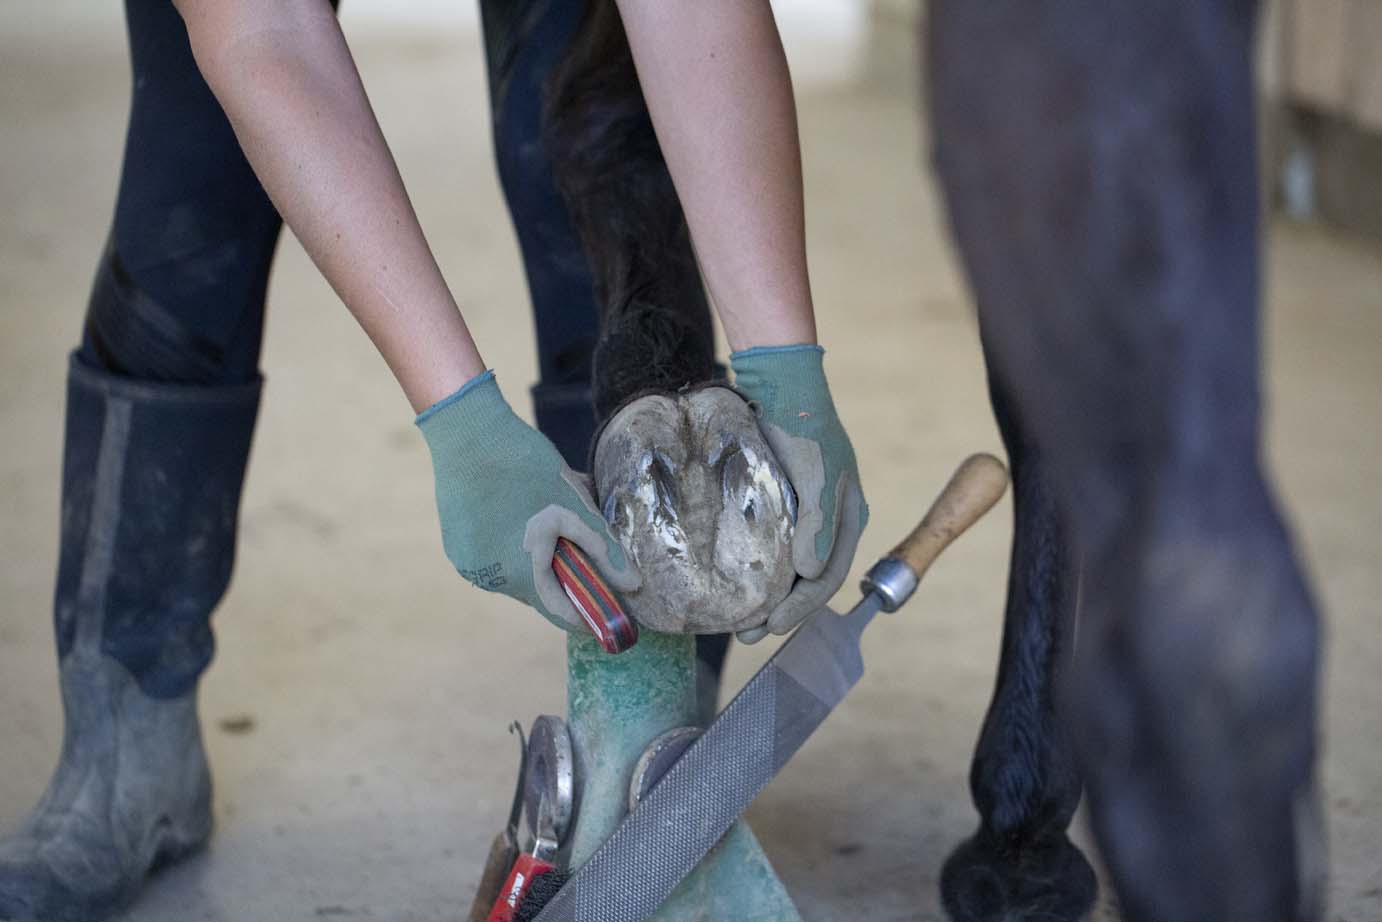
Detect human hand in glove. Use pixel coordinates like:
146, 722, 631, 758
417, 371, 640, 630
731, 345, 868, 643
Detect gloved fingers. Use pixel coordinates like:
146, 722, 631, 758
766, 476, 867, 635
523, 506, 606, 630
764, 575, 835, 636
736, 625, 771, 645
569, 519, 641, 594
757, 421, 830, 581
521, 509, 584, 631
792, 470, 845, 582
847, 468, 869, 534
555, 468, 641, 593
523, 504, 642, 633
831, 472, 868, 569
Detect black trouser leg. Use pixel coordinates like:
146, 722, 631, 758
63, 0, 312, 696
82, 0, 285, 388
479, 0, 604, 468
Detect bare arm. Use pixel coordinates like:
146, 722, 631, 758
172, 0, 644, 631
614, 3, 869, 641
174, 0, 483, 412
614, 0, 817, 351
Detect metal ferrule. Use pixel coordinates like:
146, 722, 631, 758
860, 557, 919, 613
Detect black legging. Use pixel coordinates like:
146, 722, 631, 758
77, 0, 731, 689
80, 0, 603, 464
79, 0, 290, 387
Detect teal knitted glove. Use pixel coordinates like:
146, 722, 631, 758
417, 371, 639, 630
731, 345, 868, 641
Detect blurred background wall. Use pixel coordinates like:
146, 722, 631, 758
19, 0, 1382, 247
1268, 0, 1382, 239
864, 0, 1382, 242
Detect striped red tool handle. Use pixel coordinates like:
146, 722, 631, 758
551, 538, 638, 654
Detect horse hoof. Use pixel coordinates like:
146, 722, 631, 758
940, 829, 1097, 922
593, 386, 796, 634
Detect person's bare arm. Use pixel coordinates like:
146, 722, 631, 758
174, 0, 482, 412
171, 0, 647, 633
615, 2, 869, 639
614, 0, 816, 351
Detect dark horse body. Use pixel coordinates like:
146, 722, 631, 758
527, 2, 1325, 921
50, 0, 1320, 918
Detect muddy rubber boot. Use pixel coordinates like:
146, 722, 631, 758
0, 356, 260, 922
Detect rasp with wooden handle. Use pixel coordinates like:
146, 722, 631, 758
533, 454, 1009, 922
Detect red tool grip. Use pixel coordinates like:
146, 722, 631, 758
487, 852, 558, 922
551, 537, 638, 654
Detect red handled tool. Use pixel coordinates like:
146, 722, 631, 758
551, 537, 638, 654
486, 793, 561, 922
487, 715, 574, 922
466, 724, 527, 922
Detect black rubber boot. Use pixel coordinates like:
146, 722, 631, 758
0, 355, 260, 922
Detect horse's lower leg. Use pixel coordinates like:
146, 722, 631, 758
941, 374, 1094, 922
544, 0, 737, 692
544, 1, 717, 417
927, 1, 1324, 919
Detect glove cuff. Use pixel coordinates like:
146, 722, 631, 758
729, 343, 824, 367
730, 344, 831, 419
416, 370, 523, 479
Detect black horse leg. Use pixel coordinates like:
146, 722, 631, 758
545, 1, 732, 713
484, 0, 730, 710
927, 2, 1324, 920
941, 371, 1095, 922
543, 1, 717, 417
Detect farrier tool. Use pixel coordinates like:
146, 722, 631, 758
488, 716, 576, 922
522, 716, 575, 852
533, 453, 1009, 922
553, 538, 638, 654
489, 795, 562, 922
467, 723, 528, 922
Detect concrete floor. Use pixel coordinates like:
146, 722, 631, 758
2, 17, 1380, 922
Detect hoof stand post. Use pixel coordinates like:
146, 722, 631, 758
564, 630, 800, 920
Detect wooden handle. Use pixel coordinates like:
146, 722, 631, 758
468, 832, 519, 922
889, 453, 1008, 580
